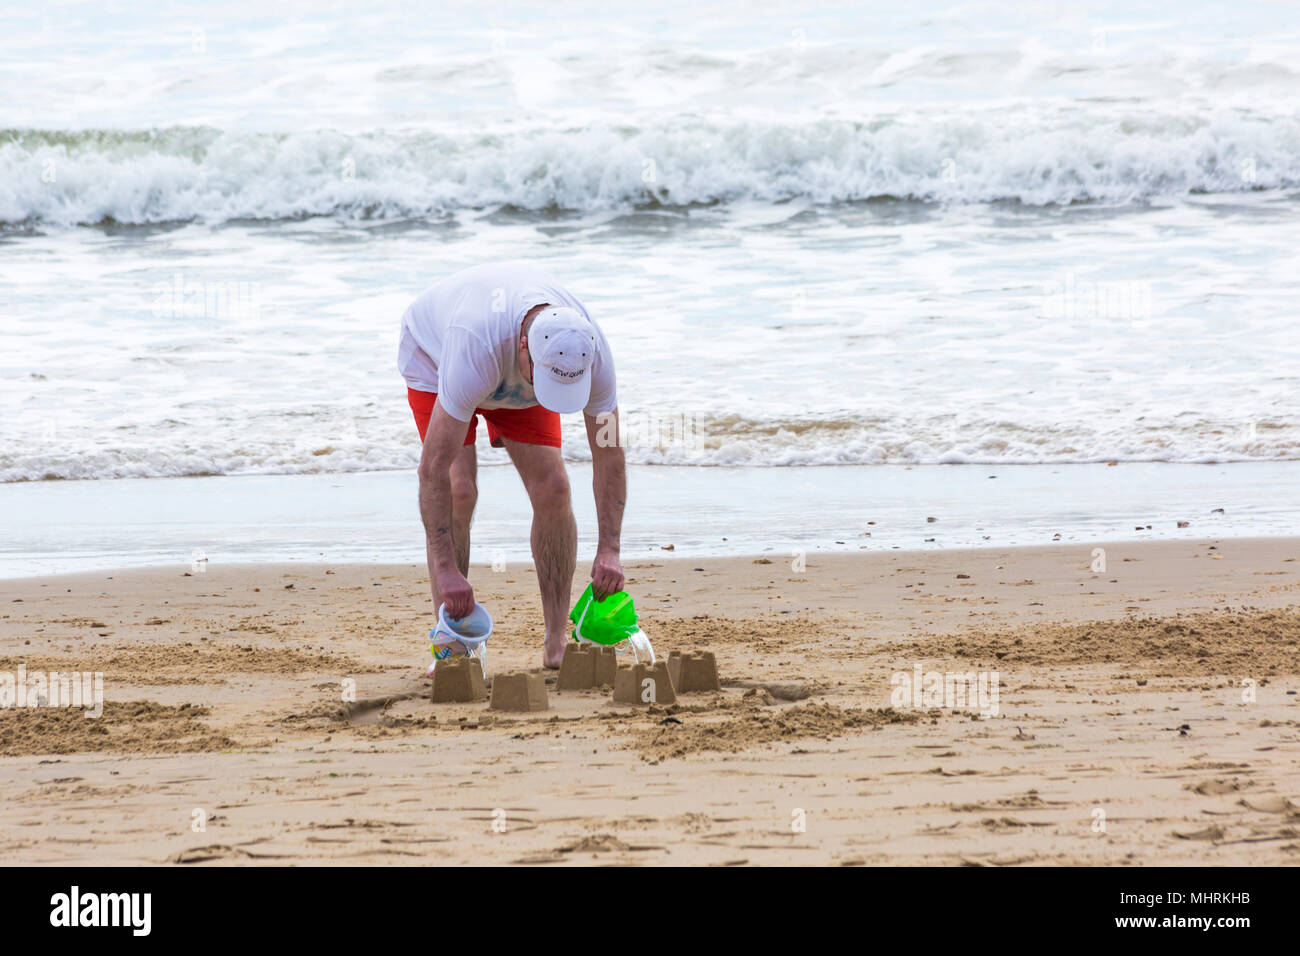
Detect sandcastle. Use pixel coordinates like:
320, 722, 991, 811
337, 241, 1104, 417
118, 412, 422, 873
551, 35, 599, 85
612, 660, 677, 706
489, 671, 549, 712
431, 657, 487, 703
555, 642, 618, 691
430, 641, 716, 712
666, 650, 721, 693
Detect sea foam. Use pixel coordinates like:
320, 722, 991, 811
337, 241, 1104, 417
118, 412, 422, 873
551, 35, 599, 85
3, 109, 1297, 227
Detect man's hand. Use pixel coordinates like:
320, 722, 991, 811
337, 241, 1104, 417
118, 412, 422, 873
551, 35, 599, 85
436, 567, 475, 620
591, 549, 624, 601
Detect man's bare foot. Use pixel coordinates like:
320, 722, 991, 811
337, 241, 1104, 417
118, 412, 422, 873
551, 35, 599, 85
542, 633, 567, 669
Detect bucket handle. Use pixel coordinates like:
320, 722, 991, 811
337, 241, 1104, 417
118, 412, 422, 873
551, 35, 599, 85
573, 601, 593, 642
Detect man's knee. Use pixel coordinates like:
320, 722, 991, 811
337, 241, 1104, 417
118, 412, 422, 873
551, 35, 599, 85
451, 476, 478, 515
530, 469, 571, 511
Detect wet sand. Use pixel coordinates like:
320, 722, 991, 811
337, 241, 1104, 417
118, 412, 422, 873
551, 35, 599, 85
0, 537, 1297, 865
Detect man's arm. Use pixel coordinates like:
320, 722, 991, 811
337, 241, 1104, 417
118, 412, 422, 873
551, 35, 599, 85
584, 408, 626, 600
418, 404, 475, 618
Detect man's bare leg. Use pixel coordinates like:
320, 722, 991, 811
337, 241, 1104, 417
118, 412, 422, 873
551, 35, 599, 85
503, 438, 576, 668
427, 441, 478, 610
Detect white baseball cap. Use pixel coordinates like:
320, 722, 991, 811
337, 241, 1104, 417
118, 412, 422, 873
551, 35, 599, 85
528, 306, 596, 414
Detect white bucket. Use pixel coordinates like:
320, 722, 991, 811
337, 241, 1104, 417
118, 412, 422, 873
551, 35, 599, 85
429, 602, 493, 675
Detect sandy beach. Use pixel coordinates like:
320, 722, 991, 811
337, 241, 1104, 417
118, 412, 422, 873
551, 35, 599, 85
0, 536, 1297, 866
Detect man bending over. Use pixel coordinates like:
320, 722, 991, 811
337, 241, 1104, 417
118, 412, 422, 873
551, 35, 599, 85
397, 261, 626, 669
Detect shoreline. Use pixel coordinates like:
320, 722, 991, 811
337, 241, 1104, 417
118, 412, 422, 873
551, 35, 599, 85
4, 532, 1300, 603
3, 460, 1298, 579
4, 535, 1298, 630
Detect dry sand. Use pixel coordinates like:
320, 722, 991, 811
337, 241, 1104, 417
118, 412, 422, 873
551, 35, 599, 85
0, 537, 1297, 866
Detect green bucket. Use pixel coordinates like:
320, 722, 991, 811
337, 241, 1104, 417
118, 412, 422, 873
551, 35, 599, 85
569, 585, 639, 645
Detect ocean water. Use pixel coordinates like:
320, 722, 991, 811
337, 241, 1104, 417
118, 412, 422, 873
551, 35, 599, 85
2, 1, 1299, 571
2, 462, 1293, 578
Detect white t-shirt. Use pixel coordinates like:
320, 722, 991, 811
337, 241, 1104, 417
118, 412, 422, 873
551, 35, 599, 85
397, 261, 617, 422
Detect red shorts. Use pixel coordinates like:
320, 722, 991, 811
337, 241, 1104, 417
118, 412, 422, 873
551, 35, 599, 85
407, 387, 561, 448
